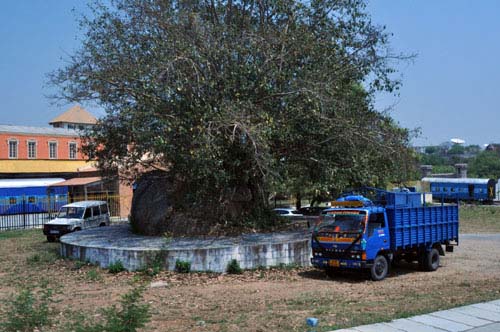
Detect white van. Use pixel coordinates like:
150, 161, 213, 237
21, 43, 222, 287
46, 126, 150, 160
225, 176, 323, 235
43, 201, 110, 242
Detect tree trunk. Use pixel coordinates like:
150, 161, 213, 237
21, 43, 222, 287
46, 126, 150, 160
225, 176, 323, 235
295, 192, 302, 210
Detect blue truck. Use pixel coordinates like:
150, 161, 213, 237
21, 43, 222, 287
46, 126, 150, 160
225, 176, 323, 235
311, 189, 459, 281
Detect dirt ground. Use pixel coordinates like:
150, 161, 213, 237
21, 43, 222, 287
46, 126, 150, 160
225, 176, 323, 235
1, 227, 500, 331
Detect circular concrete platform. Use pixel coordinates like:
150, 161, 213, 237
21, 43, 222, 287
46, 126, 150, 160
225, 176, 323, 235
60, 224, 312, 272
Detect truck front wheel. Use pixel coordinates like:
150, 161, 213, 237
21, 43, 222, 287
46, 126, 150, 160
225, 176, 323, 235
370, 255, 389, 281
424, 248, 440, 271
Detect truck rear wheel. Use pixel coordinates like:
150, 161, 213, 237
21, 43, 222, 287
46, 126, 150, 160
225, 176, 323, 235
46, 236, 56, 243
424, 248, 440, 271
370, 255, 389, 281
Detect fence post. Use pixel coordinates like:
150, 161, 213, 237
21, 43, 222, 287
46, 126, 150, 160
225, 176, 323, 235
23, 195, 26, 229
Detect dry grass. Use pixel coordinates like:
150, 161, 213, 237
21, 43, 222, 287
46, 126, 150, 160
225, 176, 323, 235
460, 204, 500, 233
0, 212, 499, 331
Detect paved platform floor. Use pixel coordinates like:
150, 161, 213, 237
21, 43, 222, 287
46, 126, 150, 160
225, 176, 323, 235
330, 299, 500, 332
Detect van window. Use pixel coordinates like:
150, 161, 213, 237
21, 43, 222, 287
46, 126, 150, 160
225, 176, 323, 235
100, 204, 108, 215
84, 208, 92, 219
92, 205, 100, 217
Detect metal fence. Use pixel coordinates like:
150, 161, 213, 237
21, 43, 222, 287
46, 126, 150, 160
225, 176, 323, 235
0, 194, 123, 231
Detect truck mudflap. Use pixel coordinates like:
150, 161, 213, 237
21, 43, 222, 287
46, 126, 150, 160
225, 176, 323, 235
311, 257, 372, 269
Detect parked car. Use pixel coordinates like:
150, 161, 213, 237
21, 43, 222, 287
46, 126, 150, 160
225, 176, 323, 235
297, 206, 327, 216
273, 208, 303, 217
43, 201, 110, 242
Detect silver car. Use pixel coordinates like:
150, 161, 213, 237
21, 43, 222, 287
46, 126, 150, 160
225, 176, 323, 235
273, 208, 303, 217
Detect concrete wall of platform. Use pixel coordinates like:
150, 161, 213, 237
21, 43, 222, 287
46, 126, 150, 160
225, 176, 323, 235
60, 225, 311, 272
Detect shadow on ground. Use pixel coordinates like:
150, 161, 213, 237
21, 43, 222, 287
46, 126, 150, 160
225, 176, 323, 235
298, 261, 424, 283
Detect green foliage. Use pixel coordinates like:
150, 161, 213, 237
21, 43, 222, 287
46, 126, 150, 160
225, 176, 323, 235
87, 269, 102, 282
0, 286, 53, 332
424, 146, 438, 154
448, 144, 465, 155
26, 250, 59, 266
138, 253, 164, 277
469, 151, 500, 179
175, 259, 191, 273
419, 153, 447, 166
109, 260, 126, 274
432, 165, 455, 174
226, 259, 242, 274
68, 287, 151, 332
0, 230, 26, 241
51, 0, 416, 229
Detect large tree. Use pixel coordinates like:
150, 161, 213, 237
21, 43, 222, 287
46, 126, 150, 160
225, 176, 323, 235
51, 0, 416, 234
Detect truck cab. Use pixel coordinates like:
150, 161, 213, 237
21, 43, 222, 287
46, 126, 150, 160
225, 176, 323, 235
311, 196, 391, 280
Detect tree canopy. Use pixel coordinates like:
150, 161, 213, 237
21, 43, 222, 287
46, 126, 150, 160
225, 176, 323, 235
469, 151, 500, 179
51, 0, 416, 233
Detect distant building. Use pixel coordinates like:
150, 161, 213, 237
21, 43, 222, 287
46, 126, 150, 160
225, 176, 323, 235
0, 106, 133, 218
49, 105, 97, 130
0, 124, 91, 176
486, 144, 500, 153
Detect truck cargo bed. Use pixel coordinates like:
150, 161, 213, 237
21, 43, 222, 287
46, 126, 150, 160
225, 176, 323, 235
387, 205, 459, 250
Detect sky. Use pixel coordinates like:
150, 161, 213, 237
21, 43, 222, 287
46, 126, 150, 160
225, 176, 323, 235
1, 1, 499, 146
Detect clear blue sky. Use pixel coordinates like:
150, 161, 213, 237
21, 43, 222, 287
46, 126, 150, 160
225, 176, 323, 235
1, 1, 499, 146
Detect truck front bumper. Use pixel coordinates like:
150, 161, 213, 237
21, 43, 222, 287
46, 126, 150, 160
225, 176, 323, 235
311, 257, 372, 269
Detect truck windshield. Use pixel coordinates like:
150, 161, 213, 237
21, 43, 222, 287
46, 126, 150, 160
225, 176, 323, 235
317, 211, 366, 233
57, 207, 85, 219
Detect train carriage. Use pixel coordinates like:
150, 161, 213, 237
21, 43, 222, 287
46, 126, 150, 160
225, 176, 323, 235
0, 178, 68, 215
422, 177, 497, 202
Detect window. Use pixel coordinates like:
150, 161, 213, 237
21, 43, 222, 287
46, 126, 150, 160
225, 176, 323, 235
28, 196, 36, 203
8, 139, 18, 159
100, 204, 108, 215
9, 197, 17, 205
69, 142, 77, 159
92, 206, 100, 216
368, 212, 385, 237
27, 141, 36, 159
84, 208, 92, 219
49, 141, 57, 159
68, 124, 76, 129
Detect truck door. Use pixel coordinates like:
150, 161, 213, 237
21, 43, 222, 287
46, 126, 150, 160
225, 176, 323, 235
365, 212, 390, 260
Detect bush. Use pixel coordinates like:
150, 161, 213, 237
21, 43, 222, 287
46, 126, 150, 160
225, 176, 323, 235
226, 259, 242, 274
87, 269, 101, 281
0, 286, 53, 332
175, 259, 191, 273
108, 260, 126, 274
138, 253, 163, 277
68, 287, 151, 332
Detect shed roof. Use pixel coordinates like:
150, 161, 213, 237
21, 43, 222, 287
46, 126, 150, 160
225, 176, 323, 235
49, 105, 97, 125
0, 124, 79, 136
50, 177, 102, 187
